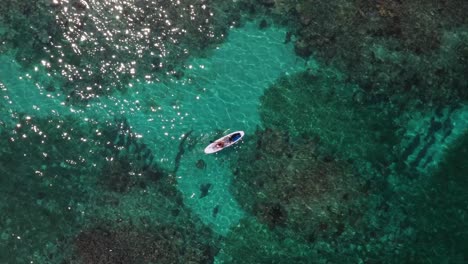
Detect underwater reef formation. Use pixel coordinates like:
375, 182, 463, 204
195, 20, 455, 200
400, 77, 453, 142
218, 217, 316, 263
73, 220, 218, 264
229, 128, 405, 263
228, 126, 467, 262
230, 128, 367, 240
226, 70, 467, 262
98, 117, 168, 193
251, 0, 468, 106
0, 113, 106, 262
377, 129, 468, 263
0, 113, 219, 263
0, 0, 244, 103
259, 69, 398, 165
395, 104, 468, 174
0, 113, 94, 263
394, 130, 468, 263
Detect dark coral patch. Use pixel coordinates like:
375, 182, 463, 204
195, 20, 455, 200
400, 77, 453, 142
74, 224, 218, 264
196, 159, 207, 169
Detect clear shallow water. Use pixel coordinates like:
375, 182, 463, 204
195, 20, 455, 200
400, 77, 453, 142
1, 21, 309, 235
1, 1, 467, 263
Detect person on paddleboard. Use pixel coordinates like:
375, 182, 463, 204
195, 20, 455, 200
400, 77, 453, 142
215, 132, 241, 149
215, 141, 225, 148
228, 132, 242, 143
204, 131, 245, 154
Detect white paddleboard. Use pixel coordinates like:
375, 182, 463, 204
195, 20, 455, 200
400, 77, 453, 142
204, 131, 245, 154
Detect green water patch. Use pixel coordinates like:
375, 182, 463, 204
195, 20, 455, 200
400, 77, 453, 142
406, 131, 468, 262
382, 130, 468, 263
433, 130, 468, 185
0, 56, 68, 119
394, 104, 468, 174
259, 69, 398, 164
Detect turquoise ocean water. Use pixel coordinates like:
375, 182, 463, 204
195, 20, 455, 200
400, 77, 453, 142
1, 1, 467, 263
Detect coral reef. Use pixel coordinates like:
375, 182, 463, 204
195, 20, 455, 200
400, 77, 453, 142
385, 130, 468, 263
0, 1, 57, 63
0, 113, 103, 262
1, 1, 466, 263
0, 0, 245, 103
230, 128, 366, 240
227, 69, 467, 262
228, 125, 467, 263
395, 104, 468, 175
98, 117, 167, 193
73, 222, 217, 264
259, 70, 398, 164
0, 113, 218, 263
219, 217, 316, 264
249, 0, 468, 106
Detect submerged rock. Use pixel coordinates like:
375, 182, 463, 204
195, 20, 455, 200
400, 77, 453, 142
212, 205, 220, 218
259, 19, 268, 29
294, 39, 312, 58
200, 183, 212, 199
196, 159, 206, 169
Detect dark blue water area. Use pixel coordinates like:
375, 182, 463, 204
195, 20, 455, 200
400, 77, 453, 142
0, 1, 467, 263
